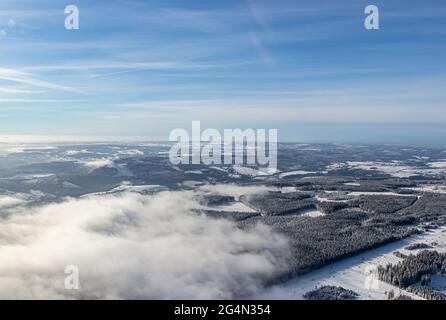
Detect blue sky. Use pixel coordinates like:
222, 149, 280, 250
0, 0, 445, 144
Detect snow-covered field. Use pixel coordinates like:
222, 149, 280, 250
279, 170, 325, 178
347, 191, 415, 197
206, 201, 257, 213
405, 184, 446, 194
327, 161, 446, 178
300, 209, 325, 218
254, 227, 446, 300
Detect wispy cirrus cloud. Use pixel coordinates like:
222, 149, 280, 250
0, 87, 41, 94
23, 61, 248, 79
0, 68, 80, 93
0, 0, 445, 143
0, 99, 77, 104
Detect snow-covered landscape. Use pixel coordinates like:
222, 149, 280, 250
1, 142, 446, 299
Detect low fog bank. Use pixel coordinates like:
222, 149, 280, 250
0, 190, 289, 299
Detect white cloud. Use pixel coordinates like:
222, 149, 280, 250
0, 191, 289, 299
81, 158, 114, 169
0, 145, 56, 156
117, 149, 144, 156
0, 68, 79, 93
0, 136, 154, 144
0, 87, 42, 94
0, 195, 27, 209
64, 149, 90, 156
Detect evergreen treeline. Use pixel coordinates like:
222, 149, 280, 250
377, 250, 446, 297
352, 195, 417, 214
303, 285, 359, 300
238, 192, 446, 284
240, 192, 315, 216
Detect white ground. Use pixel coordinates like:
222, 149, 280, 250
327, 161, 446, 178
428, 161, 446, 168
279, 171, 321, 178
300, 209, 325, 218
206, 201, 257, 213
254, 227, 446, 300
89, 184, 169, 196
405, 184, 446, 194
62, 181, 81, 189
344, 182, 361, 186
347, 191, 415, 197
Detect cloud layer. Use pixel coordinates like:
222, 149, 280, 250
0, 190, 289, 299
